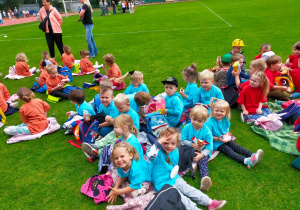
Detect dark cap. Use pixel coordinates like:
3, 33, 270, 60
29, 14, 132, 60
161, 77, 178, 87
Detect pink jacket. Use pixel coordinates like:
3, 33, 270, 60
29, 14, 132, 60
39, 6, 62, 34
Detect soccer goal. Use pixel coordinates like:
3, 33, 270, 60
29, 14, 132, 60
62, 0, 82, 17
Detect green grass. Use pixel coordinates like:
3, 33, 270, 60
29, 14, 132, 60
0, 0, 300, 209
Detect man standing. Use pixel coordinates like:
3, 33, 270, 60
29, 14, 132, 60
14, 7, 19, 19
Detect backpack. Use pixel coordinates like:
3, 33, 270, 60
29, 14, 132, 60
98, 144, 113, 174
277, 103, 300, 122
221, 85, 239, 107
63, 85, 82, 95
178, 144, 196, 179
79, 120, 100, 144
145, 184, 187, 210
80, 174, 113, 204
145, 111, 169, 137
254, 114, 283, 132
58, 65, 73, 82
145, 98, 166, 114
93, 93, 101, 112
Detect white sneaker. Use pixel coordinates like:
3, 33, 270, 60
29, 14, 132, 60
64, 129, 73, 135
9, 102, 19, 108
200, 176, 212, 191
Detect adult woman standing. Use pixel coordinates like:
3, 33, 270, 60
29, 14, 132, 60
80, 0, 98, 59
39, 0, 64, 60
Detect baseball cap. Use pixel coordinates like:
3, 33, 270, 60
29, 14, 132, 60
221, 54, 231, 63
261, 51, 275, 61
161, 77, 178, 87
232, 39, 246, 47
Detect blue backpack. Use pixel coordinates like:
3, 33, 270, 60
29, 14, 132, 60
79, 120, 100, 144
93, 93, 101, 113
98, 144, 113, 174
63, 85, 82, 95
146, 111, 169, 137
58, 65, 73, 82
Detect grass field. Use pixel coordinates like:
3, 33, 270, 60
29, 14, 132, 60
1, 0, 300, 209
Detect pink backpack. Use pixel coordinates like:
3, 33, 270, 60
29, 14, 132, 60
81, 174, 113, 204
254, 113, 284, 132
145, 98, 166, 114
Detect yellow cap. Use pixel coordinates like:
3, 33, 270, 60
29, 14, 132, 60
232, 39, 246, 47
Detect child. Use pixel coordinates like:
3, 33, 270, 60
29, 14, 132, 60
254, 43, 271, 60
285, 41, 300, 69
128, 91, 152, 118
102, 54, 122, 84
193, 70, 224, 106
237, 71, 269, 122
105, 93, 140, 130
80, 50, 95, 73
4, 87, 50, 135
214, 54, 231, 89
161, 77, 183, 127
45, 64, 70, 100
181, 105, 213, 191
0, 88, 8, 114
228, 39, 246, 73
179, 64, 198, 111
62, 45, 75, 70
107, 142, 152, 203
120, 71, 149, 95
147, 127, 226, 210
290, 58, 300, 93
205, 98, 264, 169
39, 51, 57, 70
0, 82, 18, 108
15, 53, 38, 76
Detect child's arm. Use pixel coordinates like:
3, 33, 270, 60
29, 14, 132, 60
240, 104, 249, 115
147, 134, 169, 159
103, 65, 109, 76
232, 70, 241, 87
256, 102, 263, 114
99, 121, 112, 128
179, 88, 187, 98
107, 177, 135, 204
105, 115, 114, 124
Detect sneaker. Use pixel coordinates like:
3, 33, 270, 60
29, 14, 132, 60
64, 129, 73, 135
208, 200, 226, 210
200, 176, 212, 191
240, 113, 248, 123
245, 154, 256, 169
9, 102, 19, 108
82, 142, 98, 156
83, 152, 96, 163
254, 149, 264, 164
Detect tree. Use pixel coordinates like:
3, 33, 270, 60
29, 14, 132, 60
1, 0, 23, 10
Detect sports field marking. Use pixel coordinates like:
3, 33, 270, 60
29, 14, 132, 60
199, 2, 232, 27
0, 25, 230, 42
0, 22, 39, 31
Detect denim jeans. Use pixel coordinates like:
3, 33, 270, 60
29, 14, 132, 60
84, 24, 98, 58
247, 107, 271, 121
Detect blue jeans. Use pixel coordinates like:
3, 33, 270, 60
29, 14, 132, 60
113, 8, 116, 14
84, 24, 98, 58
247, 107, 271, 121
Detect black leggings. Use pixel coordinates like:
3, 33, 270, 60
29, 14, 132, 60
45, 33, 64, 58
51, 89, 69, 100
217, 141, 253, 164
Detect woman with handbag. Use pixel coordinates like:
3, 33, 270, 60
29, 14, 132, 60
39, 0, 64, 60
79, 0, 98, 59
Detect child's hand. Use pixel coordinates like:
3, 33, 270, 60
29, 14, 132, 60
232, 70, 239, 77
193, 152, 204, 162
66, 112, 71, 116
179, 88, 184, 95
158, 132, 171, 145
191, 143, 201, 150
56, 84, 64, 89
242, 110, 249, 116
218, 135, 227, 143
107, 187, 119, 204
256, 108, 262, 114
105, 116, 113, 123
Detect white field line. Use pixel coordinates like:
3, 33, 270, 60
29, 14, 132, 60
199, 2, 232, 27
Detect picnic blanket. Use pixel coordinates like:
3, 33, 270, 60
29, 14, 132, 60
6, 117, 60, 144
4, 66, 37, 79
72, 69, 100, 76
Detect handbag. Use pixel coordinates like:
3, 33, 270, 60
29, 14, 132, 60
39, 10, 51, 32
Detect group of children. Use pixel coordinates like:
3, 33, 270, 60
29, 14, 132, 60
2, 39, 300, 209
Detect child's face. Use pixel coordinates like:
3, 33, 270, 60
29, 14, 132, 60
105, 61, 113, 67
132, 77, 143, 87
232, 46, 242, 53
238, 58, 244, 67
113, 147, 133, 169
114, 125, 125, 136
260, 47, 270, 55
213, 104, 226, 121
200, 79, 213, 91
191, 117, 204, 130
48, 69, 57, 78
249, 64, 257, 76
115, 101, 130, 113
100, 91, 113, 107
161, 134, 178, 154
250, 75, 261, 88
164, 83, 178, 96
294, 48, 300, 57
270, 62, 282, 71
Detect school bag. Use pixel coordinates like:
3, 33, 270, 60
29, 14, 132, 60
145, 111, 169, 137
145, 184, 187, 210
277, 103, 300, 122
58, 65, 73, 82
79, 120, 100, 144
254, 113, 284, 132
145, 98, 166, 114
98, 144, 113, 174
178, 144, 196, 179
63, 85, 82, 95
80, 174, 113, 204
221, 85, 239, 107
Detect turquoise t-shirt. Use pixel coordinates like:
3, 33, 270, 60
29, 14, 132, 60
165, 92, 183, 127
124, 83, 149, 95
180, 123, 213, 156
205, 117, 230, 150
96, 101, 119, 119
193, 84, 224, 105
117, 159, 152, 190
182, 83, 198, 111
76, 101, 95, 116
121, 134, 143, 158
117, 108, 140, 130
128, 93, 140, 114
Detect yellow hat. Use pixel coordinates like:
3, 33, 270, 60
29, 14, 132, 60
232, 39, 246, 47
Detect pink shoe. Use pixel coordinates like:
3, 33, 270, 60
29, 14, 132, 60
208, 200, 226, 210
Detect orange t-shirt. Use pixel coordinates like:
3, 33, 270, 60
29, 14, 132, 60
15, 61, 30, 76
19, 98, 50, 134
39, 58, 57, 70
38, 70, 49, 87
46, 74, 67, 93
108, 63, 122, 78
80, 58, 95, 73
0, 90, 8, 113
0, 83, 10, 101
62, 53, 75, 70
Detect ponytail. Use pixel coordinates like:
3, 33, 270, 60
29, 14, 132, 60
182, 63, 198, 83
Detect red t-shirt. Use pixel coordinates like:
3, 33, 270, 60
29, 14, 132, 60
46, 74, 67, 93
265, 68, 281, 89
62, 53, 75, 70
254, 54, 262, 60
290, 67, 300, 93
288, 54, 300, 69
80, 58, 95, 73
239, 80, 250, 91
15, 61, 30, 76
108, 63, 122, 78
38, 70, 49, 87
0, 83, 10, 101
237, 85, 267, 114
0, 89, 8, 113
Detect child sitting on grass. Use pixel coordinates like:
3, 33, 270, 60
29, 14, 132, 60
121, 71, 149, 95
285, 41, 300, 69
214, 54, 231, 89
0, 81, 18, 108
127, 91, 152, 118
62, 45, 75, 70
4, 87, 50, 135
228, 39, 246, 73
15, 53, 38, 76
102, 54, 122, 85
39, 51, 57, 70
80, 50, 96, 73
254, 43, 271, 60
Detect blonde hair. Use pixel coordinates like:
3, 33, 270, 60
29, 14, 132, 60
158, 127, 180, 164
63, 45, 71, 55
250, 59, 267, 72
17, 87, 34, 103
210, 98, 231, 120
113, 114, 138, 137
114, 93, 129, 105
266, 55, 282, 68
230, 53, 244, 63
111, 142, 139, 167
41, 51, 49, 59
100, 87, 113, 96
100, 78, 113, 89
16, 53, 28, 63
103, 54, 115, 64
84, 0, 93, 12
46, 64, 57, 74
252, 71, 269, 98
260, 43, 271, 50
182, 63, 198, 83
189, 105, 208, 122
199, 69, 214, 80
115, 71, 143, 83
